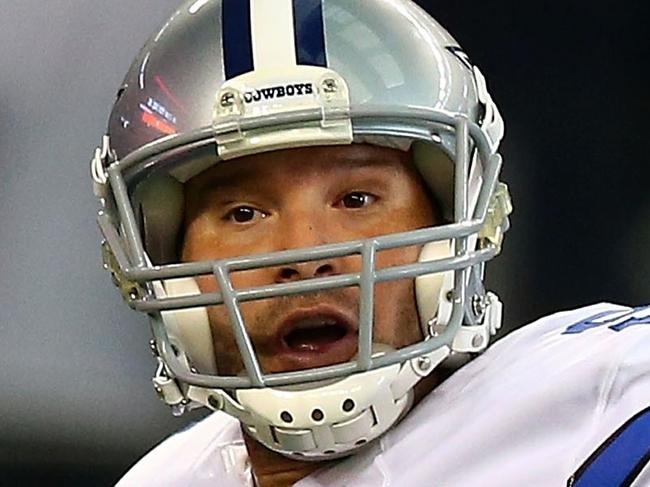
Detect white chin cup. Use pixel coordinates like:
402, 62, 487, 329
223, 345, 450, 460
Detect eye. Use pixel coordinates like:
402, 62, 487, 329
225, 205, 267, 224
340, 192, 377, 209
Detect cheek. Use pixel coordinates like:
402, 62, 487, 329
376, 245, 421, 270
373, 280, 422, 348
196, 272, 278, 376
194, 275, 217, 293
182, 213, 252, 263
205, 305, 242, 375
372, 246, 424, 347
193, 269, 270, 293
203, 299, 271, 376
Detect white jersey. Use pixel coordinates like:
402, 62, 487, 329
117, 303, 650, 486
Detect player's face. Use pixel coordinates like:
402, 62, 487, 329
182, 144, 439, 376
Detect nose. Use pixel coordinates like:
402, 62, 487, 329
274, 260, 338, 283
272, 205, 341, 282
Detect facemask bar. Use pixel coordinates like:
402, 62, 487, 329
96, 107, 506, 391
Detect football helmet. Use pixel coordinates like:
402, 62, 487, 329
91, 0, 512, 460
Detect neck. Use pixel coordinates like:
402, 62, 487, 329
244, 432, 336, 487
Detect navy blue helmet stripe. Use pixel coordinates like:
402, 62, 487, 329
222, 0, 254, 79
292, 0, 328, 67
570, 406, 650, 487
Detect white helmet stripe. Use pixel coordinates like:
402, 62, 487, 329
251, 0, 298, 69
222, 0, 328, 79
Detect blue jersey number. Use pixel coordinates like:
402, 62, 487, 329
563, 306, 650, 335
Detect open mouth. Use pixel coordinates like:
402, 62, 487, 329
279, 311, 357, 355
283, 316, 350, 352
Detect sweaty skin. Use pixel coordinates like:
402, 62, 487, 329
182, 144, 443, 487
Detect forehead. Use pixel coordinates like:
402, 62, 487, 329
186, 144, 413, 190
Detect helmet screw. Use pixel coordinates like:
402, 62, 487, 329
418, 357, 431, 370
413, 356, 433, 377
322, 78, 338, 94
220, 91, 236, 107
471, 334, 484, 348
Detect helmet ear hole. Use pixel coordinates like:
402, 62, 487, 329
133, 175, 185, 265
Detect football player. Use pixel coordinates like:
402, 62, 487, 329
90, 0, 650, 485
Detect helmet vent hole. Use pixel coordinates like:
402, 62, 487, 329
324, 449, 335, 455
342, 399, 355, 412
355, 439, 367, 446
311, 409, 324, 422
280, 411, 294, 423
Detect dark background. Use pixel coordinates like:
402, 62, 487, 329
433, 0, 650, 321
0, 1, 647, 485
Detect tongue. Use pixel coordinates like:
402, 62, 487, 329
285, 326, 346, 352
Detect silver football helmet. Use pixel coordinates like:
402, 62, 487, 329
91, 0, 512, 460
